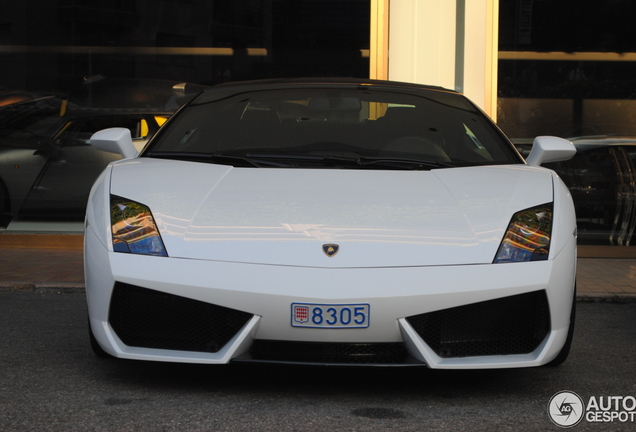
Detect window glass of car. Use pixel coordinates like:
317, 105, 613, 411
144, 87, 520, 169
0, 98, 63, 140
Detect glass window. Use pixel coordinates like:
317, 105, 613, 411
0, 1, 370, 229
499, 0, 636, 248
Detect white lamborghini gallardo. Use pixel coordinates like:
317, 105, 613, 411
85, 78, 577, 368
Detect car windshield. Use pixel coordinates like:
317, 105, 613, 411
143, 86, 520, 169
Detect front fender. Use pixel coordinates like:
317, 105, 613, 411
85, 164, 113, 251
550, 171, 577, 261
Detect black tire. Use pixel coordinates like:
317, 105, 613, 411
546, 285, 576, 366
88, 318, 113, 359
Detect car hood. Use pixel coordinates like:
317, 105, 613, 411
109, 159, 554, 267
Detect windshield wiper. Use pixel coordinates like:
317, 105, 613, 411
148, 151, 452, 170
246, 153, 452, 170
147, 152, 294, 168
246, 153, 360, 167
356, 157, 452, 169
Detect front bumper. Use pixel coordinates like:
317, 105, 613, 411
85, 226, 576, 369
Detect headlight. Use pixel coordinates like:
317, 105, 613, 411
110, 195, 168, 257
493, 204, 552, 263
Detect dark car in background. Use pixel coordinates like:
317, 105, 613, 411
516, 136, 636, 246
544, 137, 636, 246
0, 90, 60, 107
0, 78, 206, 225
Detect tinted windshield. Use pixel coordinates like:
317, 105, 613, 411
144, 86, 520, 169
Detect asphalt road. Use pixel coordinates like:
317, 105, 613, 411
1, 291, 635, 432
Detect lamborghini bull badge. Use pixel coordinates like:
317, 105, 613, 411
322, 244, 339, 257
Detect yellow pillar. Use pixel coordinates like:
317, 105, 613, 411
462, 0, 499, 120
370, 0, 389, 80
388, 0, 457, 90
380, 0, 499, 119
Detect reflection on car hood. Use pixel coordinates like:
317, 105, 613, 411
109, 159, 554, 267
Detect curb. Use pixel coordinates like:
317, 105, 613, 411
576, 292, 636, 303
0, 283, 85, 294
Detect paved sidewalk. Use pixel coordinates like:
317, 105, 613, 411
0, 247, 635, 301
577, 258, 636, 301
0, 248, 84, 291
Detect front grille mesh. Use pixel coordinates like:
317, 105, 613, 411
109, 283, 252, 353
406, 290, 550, 358
250, 340, 409, 364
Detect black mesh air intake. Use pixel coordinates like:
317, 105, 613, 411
109, 283, 252, 353
406, 290, 550, 358
249, 340, 408, 364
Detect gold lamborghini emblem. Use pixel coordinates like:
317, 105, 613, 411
322, 244, 339, 257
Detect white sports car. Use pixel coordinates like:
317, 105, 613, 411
85, 78, 577, 369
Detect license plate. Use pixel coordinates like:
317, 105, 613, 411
291, 303, 370, 328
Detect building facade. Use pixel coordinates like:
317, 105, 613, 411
2, 0, 635, 254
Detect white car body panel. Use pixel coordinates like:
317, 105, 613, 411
86, 222, 576, 367
85, 159, 576, 369
102, 158, 554, 268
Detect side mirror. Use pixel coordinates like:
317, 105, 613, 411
89, 127, 137, 159
525, 136, 576, 167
